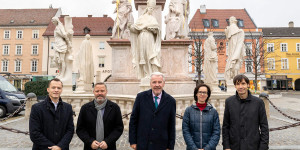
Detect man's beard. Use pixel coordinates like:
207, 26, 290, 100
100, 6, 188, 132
95, 96, 106, 104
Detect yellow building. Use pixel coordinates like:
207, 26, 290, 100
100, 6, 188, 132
262, 22, 300, 91
0, 8, 61, 90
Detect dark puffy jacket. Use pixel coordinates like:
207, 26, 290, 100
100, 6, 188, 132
182, 103, 220, 150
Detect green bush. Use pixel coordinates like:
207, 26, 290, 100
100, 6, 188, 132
24, 80, 49, 96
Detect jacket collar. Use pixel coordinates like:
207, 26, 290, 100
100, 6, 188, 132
87, 99, 113, 122
191, 102, 213, 111
235, 90, 252, 102
146, 89, 170, 112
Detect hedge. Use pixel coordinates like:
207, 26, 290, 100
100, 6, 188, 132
24, 80, 50, 96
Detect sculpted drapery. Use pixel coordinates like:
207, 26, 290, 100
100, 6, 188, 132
129, 6, 161, 79
203, 32, 218, 84
77, 34, 94, 84
165, 0, 189, 40
224, 16, 246, 82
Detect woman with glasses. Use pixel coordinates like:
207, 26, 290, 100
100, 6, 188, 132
182, 84, 220, 150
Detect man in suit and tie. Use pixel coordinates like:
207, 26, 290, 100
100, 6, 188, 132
76, 82, 124, 150
129, 72, 176, 150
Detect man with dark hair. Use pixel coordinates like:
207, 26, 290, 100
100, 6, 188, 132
29, 78, 74, 150
222, 74, 269, 150
129, 72, 176, 150
76, 82, 124, 150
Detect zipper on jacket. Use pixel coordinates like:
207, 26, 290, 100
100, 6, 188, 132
200, 110, 203, 149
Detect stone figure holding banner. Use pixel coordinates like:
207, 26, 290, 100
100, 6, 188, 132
224, 16, 246, 83
112, 0, 134, 39
129, 0, 161, 80
165, 0, 189, 40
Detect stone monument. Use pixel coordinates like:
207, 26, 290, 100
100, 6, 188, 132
111, 0, 134, 39
52, 16, 74, 93
76, 34, 94, 92
224, 16, 246, 93
203, 32, 220, 92
164, 0, 189, 40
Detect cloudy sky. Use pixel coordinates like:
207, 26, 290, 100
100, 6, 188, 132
1, 0, 299, 28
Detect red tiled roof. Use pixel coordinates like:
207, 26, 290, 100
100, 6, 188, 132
189, 9, 257, 29
43, 16, 114, 36
0, 9, 59, 26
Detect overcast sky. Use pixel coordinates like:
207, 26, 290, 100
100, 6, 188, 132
1, 0, 299, 28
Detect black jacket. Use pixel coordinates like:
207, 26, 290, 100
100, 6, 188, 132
129, 89, 176, 150
29, 96, 74, 150
222, 91, 269, 150
76, 100, 124, 150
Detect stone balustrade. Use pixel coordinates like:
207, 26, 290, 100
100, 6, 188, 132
61, 93, 231, 130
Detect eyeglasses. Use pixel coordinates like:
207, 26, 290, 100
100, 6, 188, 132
198, 91, 207, 95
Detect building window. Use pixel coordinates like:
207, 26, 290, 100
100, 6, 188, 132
267, 58, 275, 70
4, 30, 10, 39
31, 60, 38, 72
1, 60, 9, 72
99, 57, 105, 68
298, 58, 300, 69
16, 45, 22, 55
211, 19, 219, 28
245, 60, 253, 72
202, 19, 210, 28
237, 19, 244, 27
280, 43, 288, 52
3, 45, 10, 55
281, 58, 289, 69
267, 43, 274, 52
226, 19, 230, 25
99, 42, 105, 50
16, 30, 23, 39
32, 30, 39, 39
297, 43, 300, 52
245, 42, 252, 56
32, 45, 38, 55
15, 60, 21, 72
51, 42, 55, 50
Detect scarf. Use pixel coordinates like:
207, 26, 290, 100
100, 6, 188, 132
94, 99, 107, 150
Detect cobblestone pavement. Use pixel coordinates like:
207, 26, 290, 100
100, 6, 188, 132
1, 94, 300, 149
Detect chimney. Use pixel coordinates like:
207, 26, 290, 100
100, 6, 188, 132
289, 21, 294, 28
103, 14, 108, 18
88, 15, 92, 18
200, 5, 206, 14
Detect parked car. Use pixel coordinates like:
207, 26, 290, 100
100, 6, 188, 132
0, 75, 26, 118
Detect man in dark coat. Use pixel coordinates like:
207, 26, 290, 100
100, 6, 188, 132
129, 72, 176, 150
222, 74, 269, 150
76, 82, 124, 150
29, 78, 74, 150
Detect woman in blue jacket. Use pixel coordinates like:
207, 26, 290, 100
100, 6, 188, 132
182, 84, 220, 150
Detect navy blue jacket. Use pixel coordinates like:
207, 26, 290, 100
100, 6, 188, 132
222, 91, 269, 150
76, 100, 124, 150
29, 96, 74, 150
129, 89, 176, 150
182, 103, 220, 150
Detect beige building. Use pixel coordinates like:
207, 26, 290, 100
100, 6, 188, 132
0, 8, 61, 90
42, 15, 114, 84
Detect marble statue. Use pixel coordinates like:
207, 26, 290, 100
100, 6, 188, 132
77, 34, 94, 85
111, 0, 134, 39
165, 0, 189, 40
203, 32, 218, 84
52, 17, 73, 79
224, 16, 246, 83
129, 0, 161, 79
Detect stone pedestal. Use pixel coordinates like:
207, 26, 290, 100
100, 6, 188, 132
106, 39, 194, 95
226, 82, 236, 95
140, 77, 151, 92
209, 83, 221, 93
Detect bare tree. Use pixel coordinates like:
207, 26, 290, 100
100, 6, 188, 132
244, 31, 281, 92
